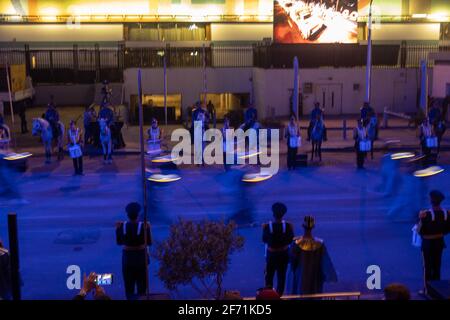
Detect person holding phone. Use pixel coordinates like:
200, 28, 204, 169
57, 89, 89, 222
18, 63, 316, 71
73, 272, 111, 300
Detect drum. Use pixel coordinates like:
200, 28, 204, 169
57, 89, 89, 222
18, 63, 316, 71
69, 144, 83, 158
426, 137, 438, 148
359, 140, 372, 152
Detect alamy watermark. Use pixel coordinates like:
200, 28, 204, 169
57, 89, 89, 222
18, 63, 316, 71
170, 121, 280, 174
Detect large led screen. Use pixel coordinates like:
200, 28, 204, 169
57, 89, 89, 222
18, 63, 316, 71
274, 0, 358, 43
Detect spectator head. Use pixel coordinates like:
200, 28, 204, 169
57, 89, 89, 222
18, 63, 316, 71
256, 287, 280, 300
290, 115, 296, 123
126, 202, 141, 221
222, 290, 243, 300
70, 120, 76, 128
151, 118, 158, 127
384, 283, 411, 300
303, 215, 315, 230
94, 287, 112, 301
430, 190, 445, 206
314, 101, 320, 108
363, 102, 370, 108
272, 202, 287, 220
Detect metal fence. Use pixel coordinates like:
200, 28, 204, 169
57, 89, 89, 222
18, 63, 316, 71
1, 43, 449, 84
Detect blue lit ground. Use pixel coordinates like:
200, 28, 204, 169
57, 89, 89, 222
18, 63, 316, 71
0, 151, 449, 300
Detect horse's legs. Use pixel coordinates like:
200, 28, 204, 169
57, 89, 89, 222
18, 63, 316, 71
108, 140, 112, 162
45, 142, 51, 163
101, 142, 107, 163
371, 140, 374, 160
57, 137, 63, 161
318, 141, 322, 161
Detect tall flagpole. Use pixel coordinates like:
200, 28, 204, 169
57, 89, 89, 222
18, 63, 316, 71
419, 59, 428, 115
365, 0, 374, 104
293, 56, 299, 119
202, 44, 207, 106
5, 63, 15, 124
163, 53, 167, 126
137, 69, 150, 298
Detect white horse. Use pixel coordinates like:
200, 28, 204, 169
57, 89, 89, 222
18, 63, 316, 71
99, 118, 112, 164
32, 118, 65, 163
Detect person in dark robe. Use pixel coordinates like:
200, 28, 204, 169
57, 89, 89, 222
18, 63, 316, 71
288, 216, 337, 295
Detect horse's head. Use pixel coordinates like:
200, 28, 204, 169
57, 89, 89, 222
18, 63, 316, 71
32, 118, 43, 136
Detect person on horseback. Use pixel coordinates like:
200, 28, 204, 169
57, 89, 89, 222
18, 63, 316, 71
98, 102, 114, 127
367, 112, 379, 160
310, 114, 326, 162
243, 104, 258, 131
307, 102, 324, 141
44, 96, 60, 138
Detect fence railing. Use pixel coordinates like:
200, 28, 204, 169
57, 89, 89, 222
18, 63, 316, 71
1, 43, 449, 84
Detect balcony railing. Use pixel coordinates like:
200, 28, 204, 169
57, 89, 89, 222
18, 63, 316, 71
1, 42, 449, 84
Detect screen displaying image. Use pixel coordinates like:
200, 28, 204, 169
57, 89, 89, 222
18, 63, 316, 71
274, 0, 358, 43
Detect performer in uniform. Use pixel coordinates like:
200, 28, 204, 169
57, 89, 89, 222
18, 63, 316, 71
44, 95, 60, 138
147, 118, 162, 153
418, 190, 450, 294
116, 202, 152, 300
67, 120, 83, 175
262, 202, 294, 296
419, 118, 436, 166
285, 115, 301, 170
98, 102, 114, 127
353, 119, 369, 169
360, 102, 374, 126
288, 216, 337, 295
307, 102, 323, 141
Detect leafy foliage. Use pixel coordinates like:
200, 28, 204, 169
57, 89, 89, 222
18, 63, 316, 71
153, 219, 244, 299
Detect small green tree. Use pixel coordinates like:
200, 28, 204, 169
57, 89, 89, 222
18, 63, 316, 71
153, 219, 244, 299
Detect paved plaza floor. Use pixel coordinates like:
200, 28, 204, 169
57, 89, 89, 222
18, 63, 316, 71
0, 150, 449, 300
0, 106, 449, 300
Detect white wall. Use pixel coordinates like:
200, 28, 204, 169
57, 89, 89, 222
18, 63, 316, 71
124, 67, 427, 119
253, 68, 427, 118
211, 23, 272, 41
124, 67, 253, 111
0, 24, 123, 42
372, 23, 440, 41
432, 65, 450, 98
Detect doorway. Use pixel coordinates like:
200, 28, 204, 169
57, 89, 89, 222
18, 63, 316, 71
315, 84, 342, 115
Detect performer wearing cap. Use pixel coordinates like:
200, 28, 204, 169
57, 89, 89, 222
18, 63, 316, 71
288, 216, 337, 295
67, 120, 83, 176
353, 119, 369, 169
262, 202, 294, 296
360, 102, 374, 126
44, 95, 60, 138
418, 190, 450, 294
307, 102, 323, 141
116, 202, 152, 300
